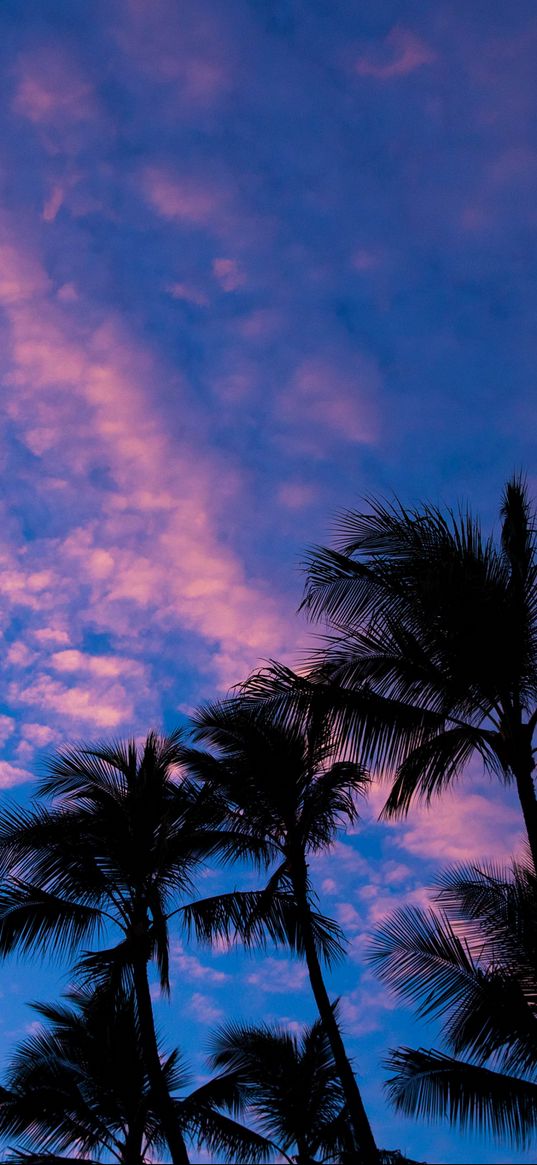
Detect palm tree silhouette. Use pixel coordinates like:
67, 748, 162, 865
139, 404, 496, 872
0, 984, 273, 1164
208, 1015, 353, 1164
248, 480, 537, 870
370, 854, 537, 1150
181, 701, 379, 1164
0, 730, 269, 1165
0, 984, 183, 1163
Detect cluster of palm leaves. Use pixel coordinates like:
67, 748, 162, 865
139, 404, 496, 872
0, 477, 535, 1162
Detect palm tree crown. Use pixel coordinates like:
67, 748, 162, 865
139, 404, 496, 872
0, 983, 274, 1165
370, 855, 537, 1148
181, 700, 379, 1163
248, 480, 537, 870
0, 730, 260, 1165
208, 1016, 351, 1164
0, 985, 185, 1163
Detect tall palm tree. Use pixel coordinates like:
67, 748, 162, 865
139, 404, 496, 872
370, 855, 537, 1150
0, 984, 273, 1165
0, 731, 270, 1165
181, 701, 379, 1164
208, 1016, 352, 1164
247, 480, 537, 871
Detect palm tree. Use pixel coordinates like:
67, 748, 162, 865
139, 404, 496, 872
246, 479, 537, 871
0, 730, 270, 1165
0, 984, 273, 1165
0, 984, 182, 1163
370, 854, 537, 1150
181, 701, 379, 1164
208, 1016, 353, 1164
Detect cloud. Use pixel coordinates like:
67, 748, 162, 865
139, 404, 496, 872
13, 45, 98, 126
0, 226, 301, 745
339, 980, 397, 1037
50, 649, 144, 680
0, 716, 16, 746
395, 790, 522, 863
10, 675, 134, 729
142, 167, 231, 232
171, 943, 228, 984
0, 761, 34, 789
113, 0, 233, 101
167, 281, 209, 307
277, 481, 318, 511
279, 355, 379, 448
245, 957, 309, 995
354, 27, 436, 80
188, 991, 225, 1024
212, 258, 245, 292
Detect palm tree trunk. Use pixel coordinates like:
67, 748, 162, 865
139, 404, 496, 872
121, 1111, 145, 1165
292, 871, 379, 1164
513, 760, 537, 875
132, 952, 190, 1165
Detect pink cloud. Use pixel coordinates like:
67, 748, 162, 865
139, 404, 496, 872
32, 627, 71, 646
280, 355, 380, 448
143, 167, 229, 230
0, 240, 51, 305
354, 27, 436, 80
0, 761, 34, 789
50, 649, 144, 680
13, 46, 98, 126
114, 0, 233, 102
6, 642, 37, 668
0, 716, 15, 746
277, 481, 318, 511
335, 901, 363, 935
189, 991, 224, 1024
21, 723, 57, 747
0, 228, 301, 712
171, 943, 228, 984
42, 185, 65, 223
167, 281, 209, 307
10, 675, 134, 729
394, 789, 522, 863
364, 777, 524, 865
245, 957, 308, 995
212, 257, 245, 292
339, 980, 397, 1037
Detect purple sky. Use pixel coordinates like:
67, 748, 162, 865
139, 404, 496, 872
1, 1, 536, 1161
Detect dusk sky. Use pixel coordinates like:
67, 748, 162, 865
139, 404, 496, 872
1, 2, 536, 1161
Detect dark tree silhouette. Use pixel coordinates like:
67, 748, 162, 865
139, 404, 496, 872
246, 480, 537, 871
0, 984, 272, 1164
208, 1016, 353, 1164
0, 731, 271, 1165
370, 854, 537, 1150
181, 701, 379, 1164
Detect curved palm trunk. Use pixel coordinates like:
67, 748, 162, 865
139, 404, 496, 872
291, 867, 379, 1165
132, 952, 190, 1165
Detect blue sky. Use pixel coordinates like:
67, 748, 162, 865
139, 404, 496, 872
1, 1, 536, 1160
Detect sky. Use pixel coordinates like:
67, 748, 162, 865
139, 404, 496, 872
0, 0, 536, 1160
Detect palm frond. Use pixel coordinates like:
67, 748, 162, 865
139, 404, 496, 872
386, 1046, 537, 1146
369, 906, 477, 1019
0, 882, 102, 961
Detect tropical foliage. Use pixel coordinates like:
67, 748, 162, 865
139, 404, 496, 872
208, 1015, 352, 1164
245, 480, 537, 869
0, 984, 272, 1165
371, 855, 537, 1147
181, 699, 377, 1161
0, 477, 535, 1162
